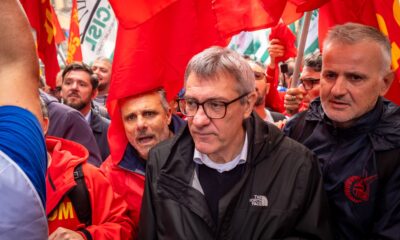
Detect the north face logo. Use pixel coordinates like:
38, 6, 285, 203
344, 175, 377, 203
249, 195, 268, 207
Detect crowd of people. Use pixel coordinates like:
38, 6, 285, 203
1, 0, 399, 239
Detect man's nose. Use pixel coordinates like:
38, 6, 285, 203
192, 105, 210, 126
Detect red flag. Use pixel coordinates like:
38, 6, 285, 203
281, 0, 329, 24
107, 0, 227, 162
66, 0, 82, 64
20, 0, 60, 88
109, 0, 176, 29
213, 0, 287, 37
318, 0, 379, 49
374, 0, 400, 105
50, 5, 65, 44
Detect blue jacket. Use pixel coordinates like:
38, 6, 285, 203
284, 97, 400, 239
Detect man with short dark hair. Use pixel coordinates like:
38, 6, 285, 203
61, 62, 110, 161
284, 23, 400, 239
139, 46, 332, 239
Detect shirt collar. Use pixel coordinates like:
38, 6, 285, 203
84, 110, 92, 123
193, 133, 248, 173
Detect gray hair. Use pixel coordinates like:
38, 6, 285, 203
184, 46, 255, 103
156, 88, 170, 112
323, 22, 391, 74
93, 56, 112, 66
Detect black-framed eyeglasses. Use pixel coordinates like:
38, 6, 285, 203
253, 71, 266, 81
300, 78, 320, 90
177, 92, 249, 119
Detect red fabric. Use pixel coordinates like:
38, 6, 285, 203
269, 23, 297, 63
374, 0, 400, 106
318, 0, 379, 50
281, 1, 304, 25
109, 0, 176, 29
213, 0, 287, 37
50, 5, 65, 44
20, 0, 60, 88
101, 156, 146, 238
107, 0, 227, 162
265, 66, 285, 113
46, 137, 133, 239
66, 0, 82, 63
288, 0, 329, 12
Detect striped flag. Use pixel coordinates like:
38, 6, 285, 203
77, 0, 118, 62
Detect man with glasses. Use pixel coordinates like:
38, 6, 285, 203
244, 56, 286, 123
284, 52, 322, 115
139, 47, 332, 239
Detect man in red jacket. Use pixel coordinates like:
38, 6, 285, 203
41, 101, 133, 240
101, 88, 184, 238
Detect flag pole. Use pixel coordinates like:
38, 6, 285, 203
291, 11, 312, 88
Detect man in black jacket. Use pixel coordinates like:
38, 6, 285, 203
139, 46, 333, 239
284, 23, 400, 239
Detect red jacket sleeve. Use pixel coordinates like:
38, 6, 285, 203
82, 164, 134, 239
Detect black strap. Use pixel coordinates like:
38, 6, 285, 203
78, 228, 93, 240
68, 164, 92, 226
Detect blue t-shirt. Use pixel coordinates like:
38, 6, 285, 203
0, 106, 47, 206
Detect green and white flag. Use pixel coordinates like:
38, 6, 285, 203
229, 10, 320, 64
77, 0, 117, 63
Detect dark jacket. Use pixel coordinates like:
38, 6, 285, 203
139, 113, 333, 240
284, 97, 400, 239
40, 91, 102, 167
90, 109, 110, 161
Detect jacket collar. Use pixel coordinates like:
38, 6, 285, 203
306, 97, 400, 151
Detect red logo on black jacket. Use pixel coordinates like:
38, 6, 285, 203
344, 175, 377, 203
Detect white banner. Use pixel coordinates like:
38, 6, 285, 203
77, 0, 117, 63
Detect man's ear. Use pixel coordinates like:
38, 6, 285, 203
243, 91, 257, 118
167, 106, 172, 125
380, 71, 394, 96
42, 117, 49, 135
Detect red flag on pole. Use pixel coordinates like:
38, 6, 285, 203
50, 5, 65, 45
66, 0, 82, 64
20, 0, 60, 88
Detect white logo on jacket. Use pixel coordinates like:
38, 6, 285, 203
249, 195, 268, 207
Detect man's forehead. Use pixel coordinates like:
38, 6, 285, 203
121, 92, 162, 110
64, 70, 90, 80
93, 60, 111, 68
